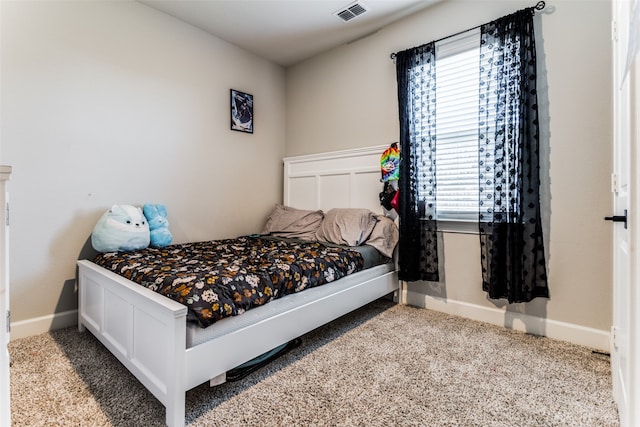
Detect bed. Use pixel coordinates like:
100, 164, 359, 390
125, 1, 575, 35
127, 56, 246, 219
76, 145, 399, 427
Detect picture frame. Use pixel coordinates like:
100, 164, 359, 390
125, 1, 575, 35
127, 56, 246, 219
230, 89, 253, 133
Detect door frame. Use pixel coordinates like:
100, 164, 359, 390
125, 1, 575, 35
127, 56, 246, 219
0, 166, 11, 427
628, 34, 640, 427
611, 1, 639, 425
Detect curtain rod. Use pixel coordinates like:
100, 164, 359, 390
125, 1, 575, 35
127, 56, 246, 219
389, 1, 545, 61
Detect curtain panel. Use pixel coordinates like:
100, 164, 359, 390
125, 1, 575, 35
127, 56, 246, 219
395, 43, 440, 282
478, 8, 549, 302
394, 6, 549, 302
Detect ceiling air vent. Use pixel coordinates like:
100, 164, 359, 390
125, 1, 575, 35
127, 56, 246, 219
334, 2, 369, 22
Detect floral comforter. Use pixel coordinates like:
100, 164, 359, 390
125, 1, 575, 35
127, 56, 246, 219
93, 237, 364, 328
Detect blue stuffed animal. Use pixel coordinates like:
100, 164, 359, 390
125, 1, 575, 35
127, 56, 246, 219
143, 203, 173, 248
91, 205, 150, 252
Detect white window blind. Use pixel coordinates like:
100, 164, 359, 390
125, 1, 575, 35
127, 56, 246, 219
422, 28, 495, 222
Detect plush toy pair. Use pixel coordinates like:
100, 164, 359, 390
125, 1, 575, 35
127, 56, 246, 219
91, 203, 172, 252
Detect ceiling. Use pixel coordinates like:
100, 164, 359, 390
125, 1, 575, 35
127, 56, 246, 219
140, 0, 440, 67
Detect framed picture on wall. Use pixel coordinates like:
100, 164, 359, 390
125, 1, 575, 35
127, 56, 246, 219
230, 89, 253, 134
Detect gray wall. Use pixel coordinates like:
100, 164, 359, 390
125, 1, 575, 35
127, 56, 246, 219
1, 1, 286, 329
286, 0, 613, 333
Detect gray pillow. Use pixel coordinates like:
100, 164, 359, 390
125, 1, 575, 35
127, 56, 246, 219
315, 208, 377, 246
262, 204, 324, 241
364, 215, 399, 258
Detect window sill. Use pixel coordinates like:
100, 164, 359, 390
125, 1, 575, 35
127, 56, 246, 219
436, 220, 478, 235
418, 217, 479, 234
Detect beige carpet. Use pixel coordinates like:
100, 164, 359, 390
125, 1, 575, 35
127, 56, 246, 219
9, 300, 619, 426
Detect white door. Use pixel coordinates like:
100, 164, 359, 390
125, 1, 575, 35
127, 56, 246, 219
0, 166, 11, 427
611, 1, 639, 426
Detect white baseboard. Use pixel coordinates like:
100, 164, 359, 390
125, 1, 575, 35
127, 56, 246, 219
404, 290, 610, 351
10, 294, 611, 351
9, 309, 78, 340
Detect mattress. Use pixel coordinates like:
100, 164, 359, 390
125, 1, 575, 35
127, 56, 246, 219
93, 236, 388, 328
185, 262, 395, 348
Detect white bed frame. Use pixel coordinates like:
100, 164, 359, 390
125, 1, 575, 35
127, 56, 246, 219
77, 145, 398, 427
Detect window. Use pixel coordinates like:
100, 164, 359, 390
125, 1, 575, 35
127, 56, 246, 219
419, 28, 495, 223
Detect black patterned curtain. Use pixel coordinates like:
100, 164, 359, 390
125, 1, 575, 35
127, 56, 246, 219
395, 43, 439, 282
478, 9, 549, 302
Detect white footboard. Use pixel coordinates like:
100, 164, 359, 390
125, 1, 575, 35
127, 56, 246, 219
77, 260, 188, 427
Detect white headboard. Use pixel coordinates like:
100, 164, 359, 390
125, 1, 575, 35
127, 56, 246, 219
283, 145, 387, 213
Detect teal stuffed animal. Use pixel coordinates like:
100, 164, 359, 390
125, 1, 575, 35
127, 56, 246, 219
91, 205, 150, 252
143, 203, 173, 248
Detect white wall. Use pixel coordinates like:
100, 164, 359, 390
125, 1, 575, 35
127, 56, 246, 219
1, 1, 286, 334
286, 0, 613, 342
